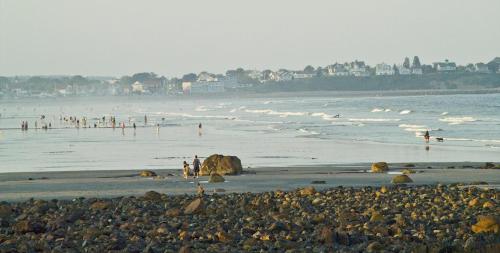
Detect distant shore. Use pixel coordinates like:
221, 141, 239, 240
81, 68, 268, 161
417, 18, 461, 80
2, 87, 500, 102
1, 162, 499, 202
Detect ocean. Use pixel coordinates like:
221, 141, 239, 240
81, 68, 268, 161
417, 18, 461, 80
1, 92, 499, 173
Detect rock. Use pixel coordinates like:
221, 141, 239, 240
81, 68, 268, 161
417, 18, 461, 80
208, 173, 225, 183
483, 201, 495, 208
404, 163, 416, 168
0, 205, 12, 218
468, 198, 480, 207
166, 208, 181, 217
371, 162, 389, 173
299, 186, 316, 196
317, 227, 333, 244
184, 198, 203, 214
370, 211, 384, 222
14, 220, 45, 234
312, 198, 322, 205
366, 241, 383, 252
311, 180, 326, 184
483, 162, 496, 169
215, 231, 231, 243
144, 191, 162, 201
471, 216, 499, 234
402, 169, 416, 174
200, 154, 243, 176
391, 175, 413, 184
179, 245, 191, 253
90, 201, 111, 210
139, 170, 157, 177
380, 186, 388, 193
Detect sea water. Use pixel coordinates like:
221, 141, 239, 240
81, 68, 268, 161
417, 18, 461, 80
1, 92, 499, 172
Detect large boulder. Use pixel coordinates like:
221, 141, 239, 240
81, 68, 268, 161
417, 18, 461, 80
139, 170, 157, 177
208, 173, 225, 183
200, 154, 242, 176
391, 175, 413, 184
371, 162, 389, 173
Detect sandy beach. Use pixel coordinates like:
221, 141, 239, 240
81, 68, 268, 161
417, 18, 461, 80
1, 162, 499, 202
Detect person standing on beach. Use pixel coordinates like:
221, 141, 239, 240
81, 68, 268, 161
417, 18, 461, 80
424, 130, 430, 143
198, 123, 202, 136
182, 161, 190, 180
193, 155, 201, 178
144, 115, 148, 125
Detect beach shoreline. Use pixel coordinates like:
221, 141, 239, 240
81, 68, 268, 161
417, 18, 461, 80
1, 162, 499, 202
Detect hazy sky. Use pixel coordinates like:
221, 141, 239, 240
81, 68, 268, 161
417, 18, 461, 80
1, 0, 499, 77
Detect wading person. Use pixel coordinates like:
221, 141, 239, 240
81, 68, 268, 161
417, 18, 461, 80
424, 130, 430, 143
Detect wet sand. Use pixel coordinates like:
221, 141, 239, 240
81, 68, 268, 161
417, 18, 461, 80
1, 162, 499, 202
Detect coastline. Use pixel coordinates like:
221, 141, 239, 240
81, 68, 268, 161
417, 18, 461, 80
1, 162, 499, 202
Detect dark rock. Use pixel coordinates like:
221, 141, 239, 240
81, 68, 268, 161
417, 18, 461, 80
200, 154, 243, 176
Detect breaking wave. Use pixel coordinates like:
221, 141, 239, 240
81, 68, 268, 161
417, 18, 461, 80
439, 117, 476, 125
348, 118, 401, 122
399, 110, 412, 115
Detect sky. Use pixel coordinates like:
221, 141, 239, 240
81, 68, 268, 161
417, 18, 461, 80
1, 0, 499, 77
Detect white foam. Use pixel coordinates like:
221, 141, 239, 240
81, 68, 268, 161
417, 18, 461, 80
195, 106, 208, 112
311, 112, 338, 121
348, 118, 401, 122
445, 138, 500, 143
399, 110, 412, 115
384, 109, 392, 112
298, 128, 319, 135
441, 112, 449, 116
371, 108, 384, 112
399, 124, 426, 128
439, 117, 476, 125
244, 109, 307, 117
229, 109, 237, 113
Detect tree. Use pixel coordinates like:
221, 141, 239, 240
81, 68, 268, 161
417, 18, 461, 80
131, 72, 157, 83
304, 65, 315, 74
412, 56, 421, 68
403, 57, 410, 68
182, 73, 197, 82
393, 64, 399, 75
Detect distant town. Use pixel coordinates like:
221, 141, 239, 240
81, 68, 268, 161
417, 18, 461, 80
1, 56, 500, 98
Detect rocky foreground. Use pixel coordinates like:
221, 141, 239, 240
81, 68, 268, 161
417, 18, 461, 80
0, 184, 499, 253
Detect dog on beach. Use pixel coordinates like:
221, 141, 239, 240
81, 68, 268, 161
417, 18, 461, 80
436, 137, 444, 142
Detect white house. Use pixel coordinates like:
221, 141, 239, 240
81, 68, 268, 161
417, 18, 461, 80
375, 63, 394, 76
246, 70, 263, 81
293, 72, 314, 79
349, 61, 370, 77
277, 70, 294, 81
131, 81, 145, 93
474, 63, 490, 73
327, 64, 349, 76
397, 65, 411, 75
433, 60, 457, 72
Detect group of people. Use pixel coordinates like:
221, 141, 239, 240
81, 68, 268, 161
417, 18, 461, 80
183, 155, 201, 179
